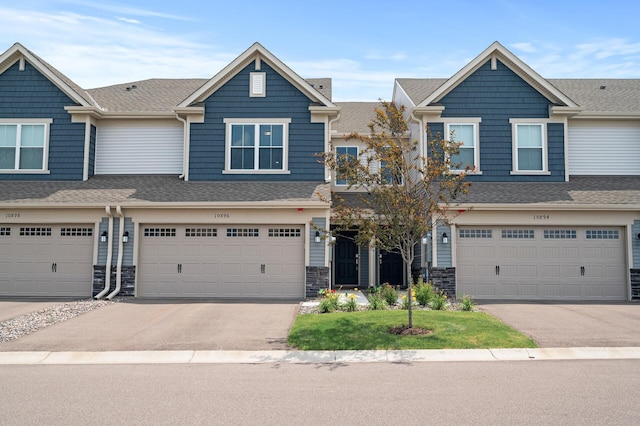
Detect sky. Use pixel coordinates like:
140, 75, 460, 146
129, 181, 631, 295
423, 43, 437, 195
1, 0, 639, 101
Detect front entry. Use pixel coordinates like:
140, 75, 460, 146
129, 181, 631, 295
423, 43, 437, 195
379, 250, 404, 287
335, 231, 358, 286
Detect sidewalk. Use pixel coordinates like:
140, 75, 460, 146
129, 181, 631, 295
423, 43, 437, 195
2, 347, 640, 365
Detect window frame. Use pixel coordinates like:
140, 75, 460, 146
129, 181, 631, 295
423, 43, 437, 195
223, 118, 291, 174
0, 119, 52, 173
445, 120, 481, 173
334, 145, 359, 186
510, 120, 549, 175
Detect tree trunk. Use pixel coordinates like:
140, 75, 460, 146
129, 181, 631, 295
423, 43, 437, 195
406, 258, 413, 328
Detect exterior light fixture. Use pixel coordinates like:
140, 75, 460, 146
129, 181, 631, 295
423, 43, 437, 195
442, 232, 448, 244
123, 231, 129, 243
315, 231, 321, 243
421, 236, 428, 245
100, 231, 108, 243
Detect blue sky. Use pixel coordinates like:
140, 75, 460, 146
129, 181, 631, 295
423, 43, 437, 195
1, 0, 639, 101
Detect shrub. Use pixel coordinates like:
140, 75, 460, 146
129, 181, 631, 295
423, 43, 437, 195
401, 290, 417, 310
430, 289, 448, 311
459, 294, 475, 311
318, 288, 340, 313
380, 283, 399, 306
414, 280, 435, 306
368, 293, 387, 310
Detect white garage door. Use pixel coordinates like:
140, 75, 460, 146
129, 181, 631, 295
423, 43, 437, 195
457, 226, 627, 300
139, 225, 305, 299
0, 224, 94, 297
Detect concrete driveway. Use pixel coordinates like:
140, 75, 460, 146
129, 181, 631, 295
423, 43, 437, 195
0, 299, 299, 351
479, 302, 640, 347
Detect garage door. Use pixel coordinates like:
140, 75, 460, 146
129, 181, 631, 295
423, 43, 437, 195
139, 225, 305, 299
457, 226, 627, 300
0, 224, 94, 297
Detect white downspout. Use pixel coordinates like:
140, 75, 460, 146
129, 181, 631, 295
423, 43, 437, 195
106, 206, 125, 300
176, 113, 189, 180
94, 206, 113, 299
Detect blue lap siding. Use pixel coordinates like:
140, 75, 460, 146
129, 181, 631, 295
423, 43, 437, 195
0, 61, 86, 180
433, 59, 565, 182
188, 62, 325, 181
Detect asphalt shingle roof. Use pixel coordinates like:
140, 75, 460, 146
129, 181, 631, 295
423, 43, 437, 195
396, 78, 640, 114
335, 176, 640, 208
0, 176, 331, 206
333, 102, 382, 134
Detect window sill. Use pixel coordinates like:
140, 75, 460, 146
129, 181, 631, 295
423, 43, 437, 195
222, 170, 291, 175
510, 171, 551, 176
0, 169, 50, 174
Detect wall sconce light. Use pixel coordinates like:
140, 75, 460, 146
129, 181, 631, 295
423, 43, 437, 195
442, 232, 449, 244
315, 231, 321, 243
100, 231, 108, 243
329, 235, 337, 244
123, 231, 129, 243
421, 236, 428, 245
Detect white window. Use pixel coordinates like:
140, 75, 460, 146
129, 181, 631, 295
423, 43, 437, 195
224, 118, 290, 173
250, 72, 266, 97
0, 120, 51, 172
511, 121, 548, 174
446, 122, 480, 172
335, 146, 358, 185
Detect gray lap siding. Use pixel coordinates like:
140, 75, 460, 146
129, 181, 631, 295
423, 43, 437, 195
188, 62, 325, 181
0, 61, 86, 181
435, 59, 565, 182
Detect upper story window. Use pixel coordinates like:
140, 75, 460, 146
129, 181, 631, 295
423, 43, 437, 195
511, 121, 548, 174
224, 118, 290, 174
0, 120, 51, 172
335, 146, 358, 185
446, 121, 480, 172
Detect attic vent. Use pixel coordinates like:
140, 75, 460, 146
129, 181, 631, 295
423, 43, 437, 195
599, 85, 606, 90
250, 72, 266, 97
125, 84, 138, 91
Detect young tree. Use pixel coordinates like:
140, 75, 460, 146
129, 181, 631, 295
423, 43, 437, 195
324, 101, 470, 328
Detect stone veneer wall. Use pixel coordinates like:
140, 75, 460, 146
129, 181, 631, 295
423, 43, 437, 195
306, 266, 329, 298
631, 269, 640, 301
429, 267, 456, 298
92, 265, 136, 297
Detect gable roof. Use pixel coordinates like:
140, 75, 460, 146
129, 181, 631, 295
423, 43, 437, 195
548, 79, 640, 115
178, 42, 337, 109
0, 43, 98, 108
411, 41, 579, 109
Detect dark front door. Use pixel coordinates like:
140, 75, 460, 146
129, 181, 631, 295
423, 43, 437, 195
380, 250, 404, 287
335, 232, 358, 286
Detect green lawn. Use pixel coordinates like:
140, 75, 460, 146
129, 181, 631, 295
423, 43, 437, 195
287, 310, 537, 350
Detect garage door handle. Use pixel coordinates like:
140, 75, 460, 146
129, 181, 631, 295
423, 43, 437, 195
580, 266, 585, 276
495, 265, 500, 276
177, 264, 182, 274
51, 262, 57, 273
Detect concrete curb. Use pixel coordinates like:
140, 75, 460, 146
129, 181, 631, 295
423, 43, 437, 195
2, 347, 640, 365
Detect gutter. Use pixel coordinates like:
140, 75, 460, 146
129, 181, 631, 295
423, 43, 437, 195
94, 206, 113, 299
106, 206, 125, 300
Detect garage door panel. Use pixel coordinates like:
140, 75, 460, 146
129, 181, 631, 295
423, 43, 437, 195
457, 226, 626, 301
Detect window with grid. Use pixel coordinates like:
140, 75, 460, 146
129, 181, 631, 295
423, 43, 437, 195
501, 229, 535, 239
335, 146, 358, 185
144, 228, 176, 237
185, 228, 217, 237
268, 228, 301, 237
60, 228, 93, 237
227, 228, 259, 237
586, 230, 619, 239
459, 229, 492, 238
226, 119, 289, 172
543, 229, 576, 239
0, 227, 10, 236
20, 227, 52, 236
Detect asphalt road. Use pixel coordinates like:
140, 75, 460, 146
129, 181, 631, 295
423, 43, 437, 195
1, 360, 638, 425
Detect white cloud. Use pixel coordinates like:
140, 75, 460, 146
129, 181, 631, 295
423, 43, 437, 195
116, 17, 141, 25
60, 0, 193, 21
511, 42, 537, 53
